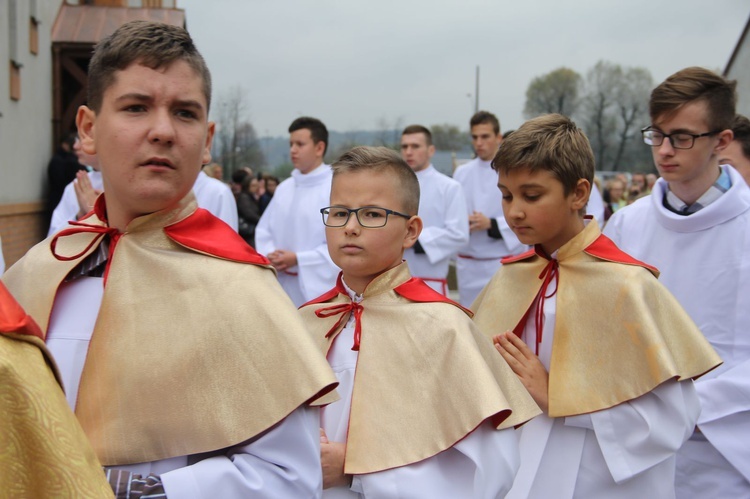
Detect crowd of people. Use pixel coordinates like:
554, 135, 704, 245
2, 19, 749, 499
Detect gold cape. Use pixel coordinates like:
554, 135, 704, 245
472, 220, 722, 418
299, 263, 540, 475
3, 194, 338, 466
0, 283, 112, 498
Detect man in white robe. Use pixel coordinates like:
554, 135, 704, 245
400, 125, 469, 294
255, 117, 339, 306
604, 67, 750, 497
453, 111, 525, 307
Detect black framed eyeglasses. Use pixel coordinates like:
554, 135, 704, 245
641, 126, 721, 150
320, 206, 412, 228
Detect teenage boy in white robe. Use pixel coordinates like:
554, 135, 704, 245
255, 116, 339, 306
453, 111, 525, 307
604, 67, 750, 498
400, 125, 469, 295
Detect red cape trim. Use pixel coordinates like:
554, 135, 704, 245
501, 248, 535, 264
0, 282, 44, 340
165, 208, 271, 266
301, 274, 346, 308
584, 234, 659, 277
394, 278, 473, 317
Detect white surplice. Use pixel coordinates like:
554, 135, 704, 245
604, 165, 750, 497
452, 157, 525, 307
48, 170, 238, 236
255, 164, 339, 306
192, 170, 239, 231
46, 277, 323, 499
506, 276, 700, 499
321, 308, 520, 499
403, 165, 469, 294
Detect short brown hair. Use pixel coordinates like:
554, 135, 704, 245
470, 111, 500, 135
401, 125, 432, 146
731, 114, 750, 159
492, 113, 594, 197
331, 146, 420, 215
649, 67, 736, 131
87, 20, 211, 113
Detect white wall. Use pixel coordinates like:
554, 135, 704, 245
0, 0, 63, 204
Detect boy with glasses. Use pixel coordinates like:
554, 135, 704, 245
300, 146, 540, 498
605, 67, 750, 498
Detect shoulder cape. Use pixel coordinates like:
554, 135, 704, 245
3, 193, 338, 466
0, 283, 112, 497
473, 220, 721, 418
300, 263, 540, 474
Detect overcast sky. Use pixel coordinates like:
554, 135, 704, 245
178, 0, 750, 138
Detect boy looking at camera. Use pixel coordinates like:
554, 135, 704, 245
299, 146, 540, 498
3, 20, 336, 498
472, 114, 720, 498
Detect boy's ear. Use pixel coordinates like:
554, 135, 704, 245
713, 129, 734, 154
402, 215, 423, 250
571, 178, 591, 212
76, 105, 97, 155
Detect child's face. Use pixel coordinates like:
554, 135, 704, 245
76, 61, 215, 229
498, 167, 587, 256
326, 170, 421, 294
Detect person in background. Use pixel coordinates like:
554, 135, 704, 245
719, 114, 750, 185
453, 110, 525, 307
255, 117, 339, 306
400, 124, 469, 295
259, 174, 279, 213
237, 174, 262, 247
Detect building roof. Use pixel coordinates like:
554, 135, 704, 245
52, 4, 185, 44
725, 14, 750, 76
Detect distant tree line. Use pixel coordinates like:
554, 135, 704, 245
523, 61, 655, 172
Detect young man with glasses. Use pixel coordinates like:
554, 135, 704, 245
604, 67, 750, 498
301, 146, 539, 498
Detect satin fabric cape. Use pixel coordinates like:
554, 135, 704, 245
3, 193, 338, 466
299, 263, 540, 475
0, 282, 113, 497
472, 220, 721, 418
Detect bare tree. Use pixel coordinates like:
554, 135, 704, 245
212, 86, 265, 178
523, 67, 582, 119
611, 67, 653, 171
374, 116, 405, 150
580, 61, 622, 170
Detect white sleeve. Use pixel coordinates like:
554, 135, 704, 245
213, 187, 239, 232
353, 422, 519, 499
161, 406, 322, 499
588, 379, 700, 483
418, 184, 470, 264
48, 182, 79, 237
254, 202, 277, 257
694, 358, 750, 481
